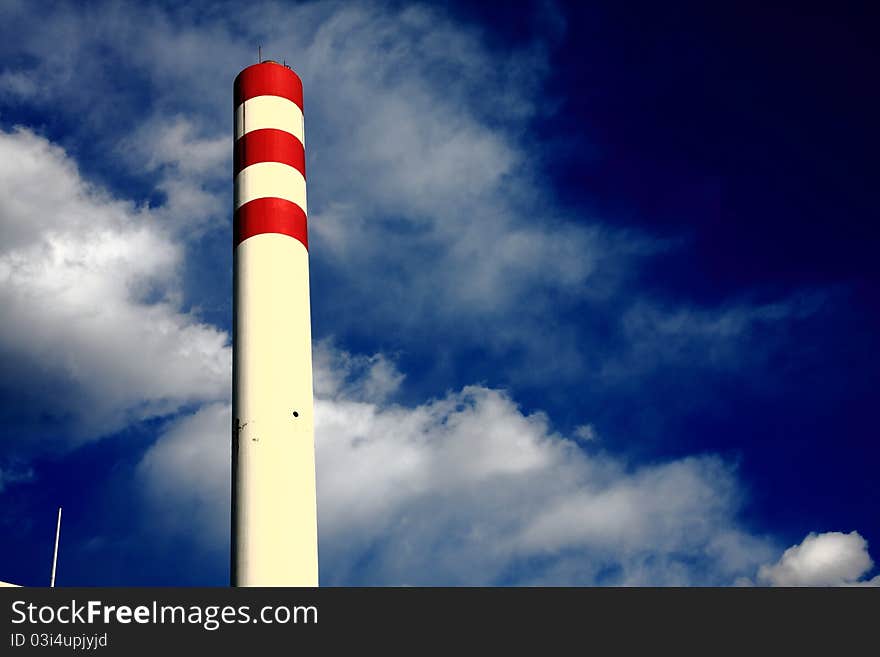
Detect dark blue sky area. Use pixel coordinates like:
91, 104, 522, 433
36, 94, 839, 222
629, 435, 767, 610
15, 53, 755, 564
444, 0, 879, 544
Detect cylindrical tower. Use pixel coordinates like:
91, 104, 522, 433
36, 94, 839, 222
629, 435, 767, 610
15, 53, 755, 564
231, 61, 318, 586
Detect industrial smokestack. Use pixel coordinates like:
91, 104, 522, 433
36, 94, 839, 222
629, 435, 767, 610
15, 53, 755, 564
231, 61, 318, 586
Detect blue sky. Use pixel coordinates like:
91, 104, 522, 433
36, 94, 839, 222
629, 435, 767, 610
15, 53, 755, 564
0, 0, 877, 586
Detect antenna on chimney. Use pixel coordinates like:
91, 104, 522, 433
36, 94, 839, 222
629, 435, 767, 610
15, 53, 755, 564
258, 45, 262, 63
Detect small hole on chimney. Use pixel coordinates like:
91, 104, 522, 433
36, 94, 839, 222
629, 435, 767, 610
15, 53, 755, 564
292, 411, 299, 417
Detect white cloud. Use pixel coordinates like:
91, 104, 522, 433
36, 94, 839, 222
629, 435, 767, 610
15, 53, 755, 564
137, 402, 231, 538
119, 116, 229, 235
144, 355, 878, 587
290, 4, 616, 353
139, 343, 780, 586
757, 531, 879, 587
0, 463, 34, 493
602, 294, 828, 382
313, 339, 404, 403
0, 128, 230, 441
573, 424, 597, 441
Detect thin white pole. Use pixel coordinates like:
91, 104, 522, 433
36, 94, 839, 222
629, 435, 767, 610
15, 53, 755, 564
50, 507, 62, 587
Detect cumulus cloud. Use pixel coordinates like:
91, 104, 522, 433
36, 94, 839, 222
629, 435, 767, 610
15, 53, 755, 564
756, 531, 879, 587
138, 343, 779, 586
0, 128, 230, 441
138, 402, 231, 538
315, 386, 775, 586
